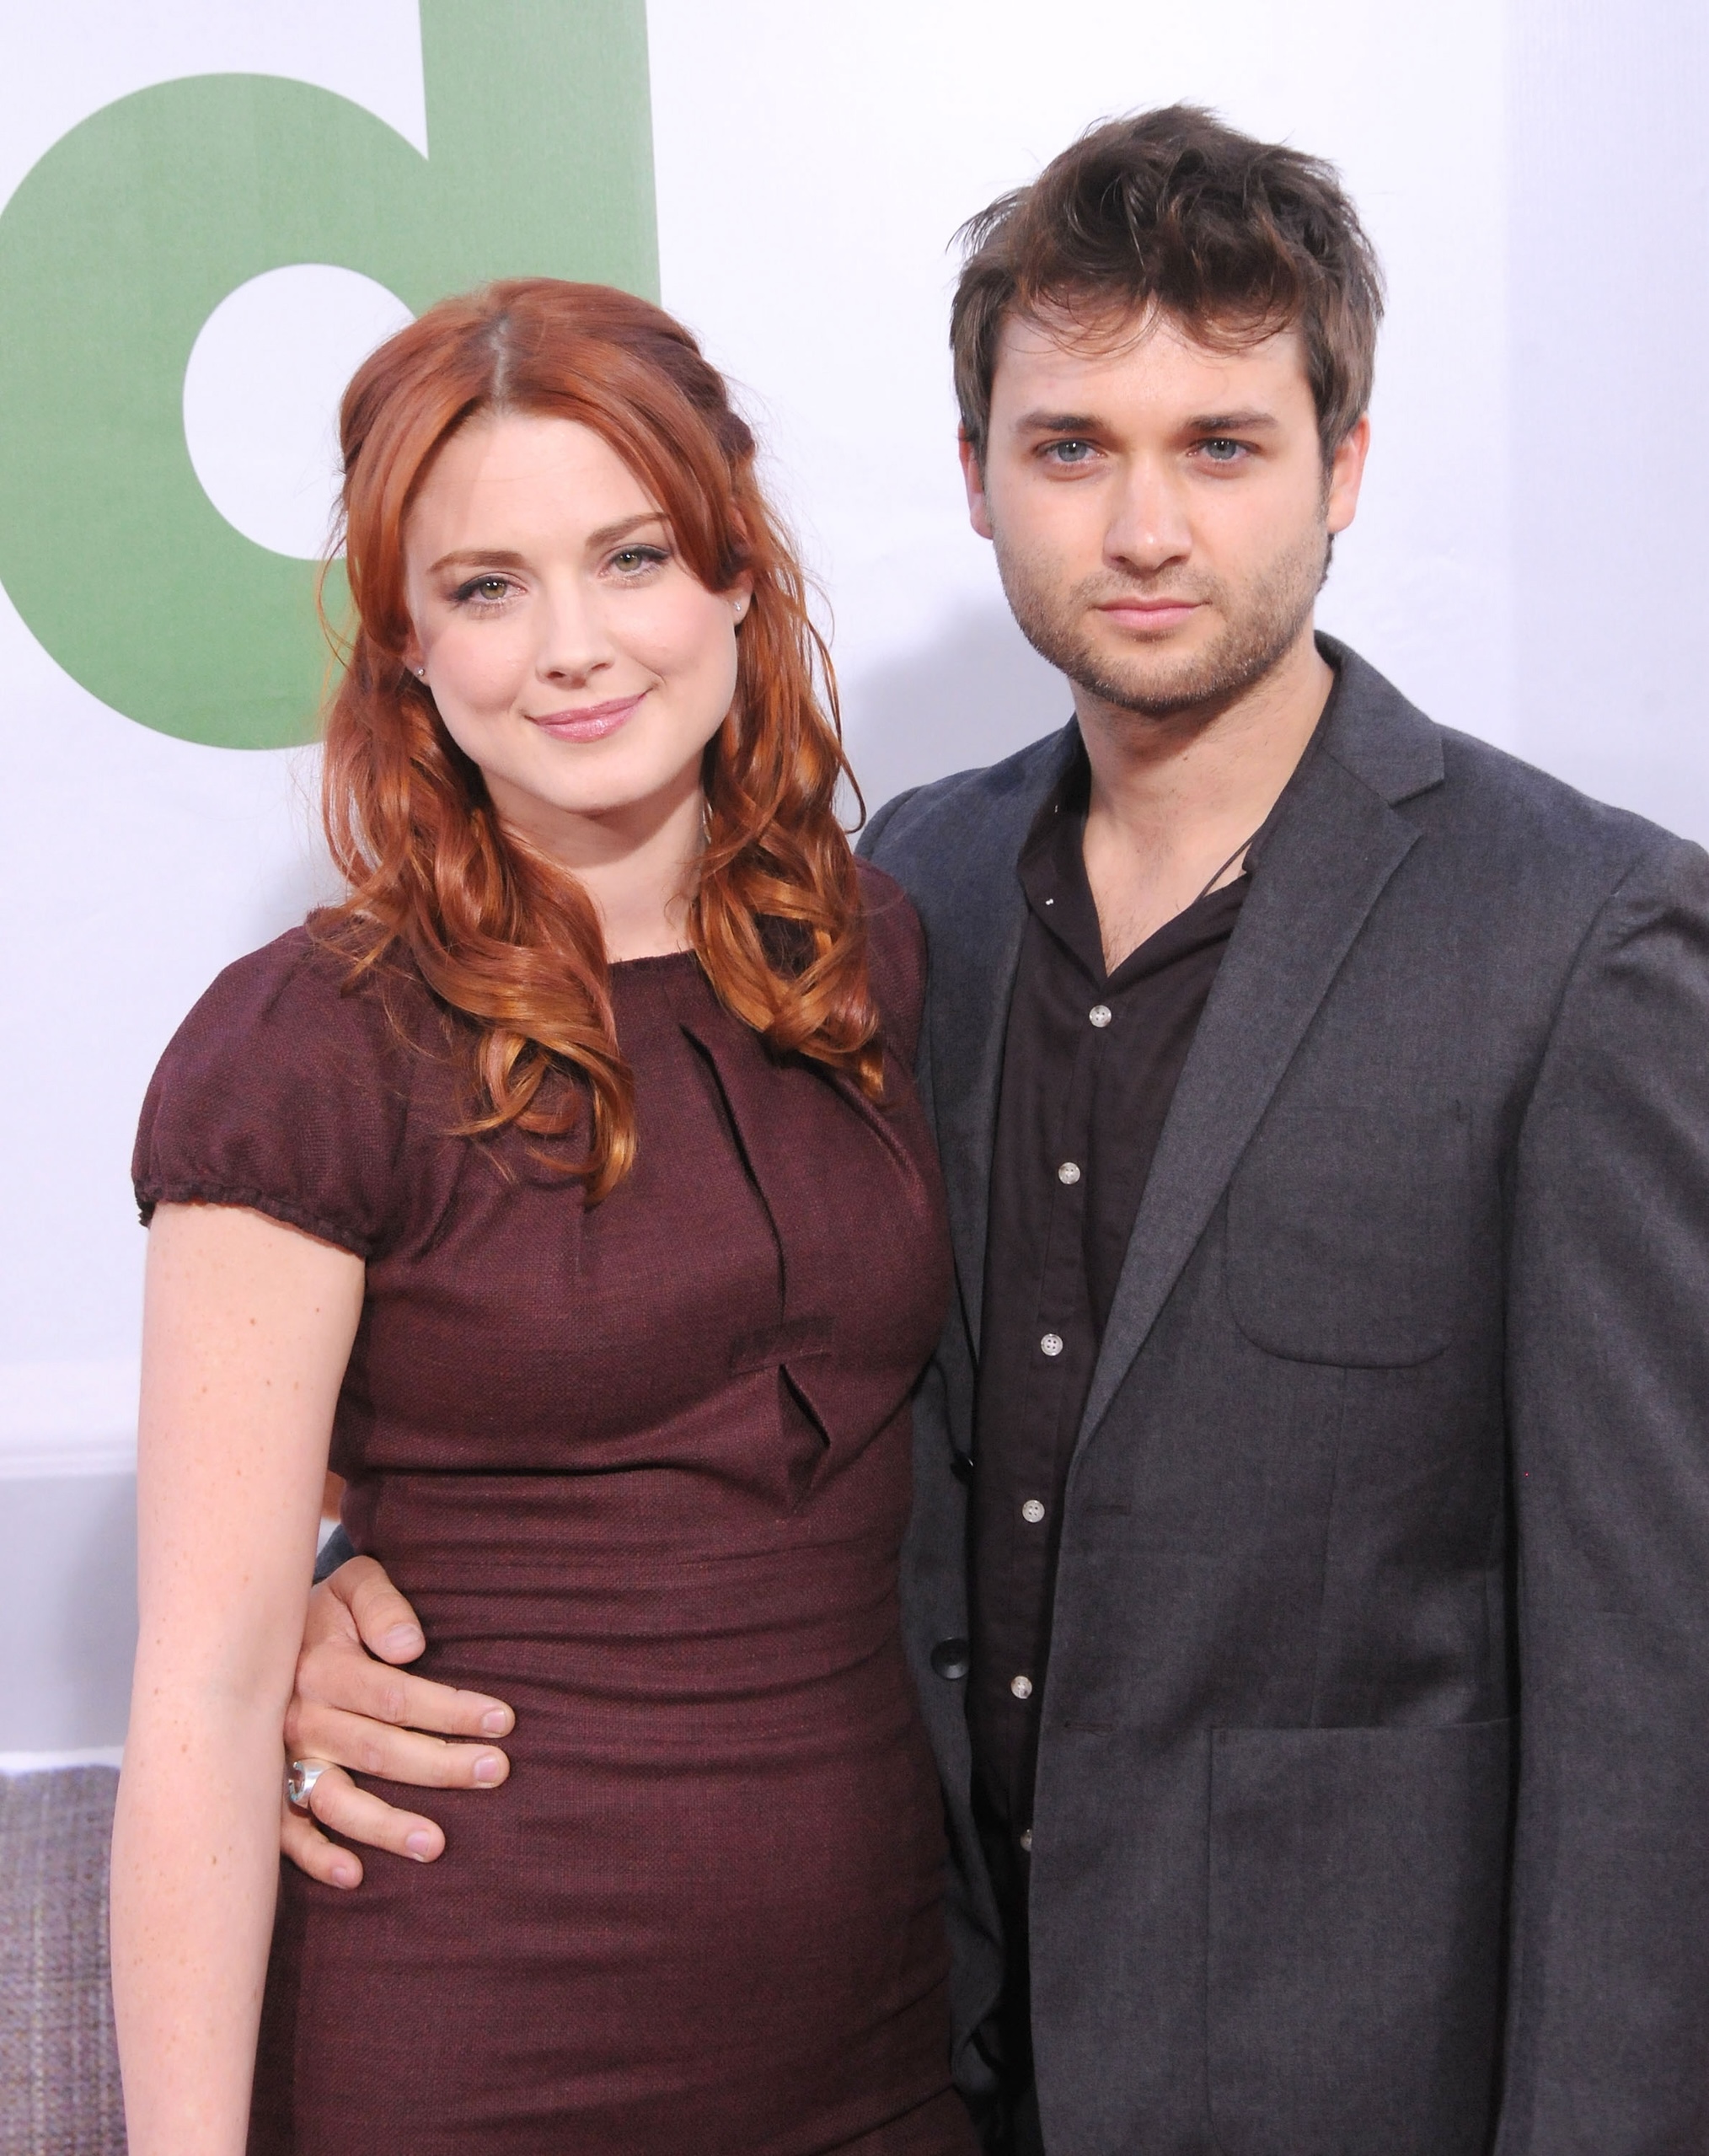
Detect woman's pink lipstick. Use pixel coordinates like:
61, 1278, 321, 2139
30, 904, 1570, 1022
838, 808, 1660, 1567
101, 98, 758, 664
527, 691, 646, 743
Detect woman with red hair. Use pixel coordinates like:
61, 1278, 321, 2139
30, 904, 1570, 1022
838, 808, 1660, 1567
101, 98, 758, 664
110, 281, 974, 2156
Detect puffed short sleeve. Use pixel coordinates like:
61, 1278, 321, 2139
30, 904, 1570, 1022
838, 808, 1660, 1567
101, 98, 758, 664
131, 927, 412, 1259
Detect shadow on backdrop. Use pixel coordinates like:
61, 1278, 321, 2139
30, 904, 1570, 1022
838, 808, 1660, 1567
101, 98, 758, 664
0, 1475, 137, 1752
842, 600, 1071, 818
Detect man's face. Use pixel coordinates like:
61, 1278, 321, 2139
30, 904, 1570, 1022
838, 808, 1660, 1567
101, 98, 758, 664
963, 308, 1369, 721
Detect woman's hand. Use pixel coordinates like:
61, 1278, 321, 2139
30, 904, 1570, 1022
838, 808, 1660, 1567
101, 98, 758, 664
281, 1555, 514, 1887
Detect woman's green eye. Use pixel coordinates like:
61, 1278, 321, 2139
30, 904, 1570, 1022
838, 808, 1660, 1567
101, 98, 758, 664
453, 575, 512, 605
613, 546, 665, 571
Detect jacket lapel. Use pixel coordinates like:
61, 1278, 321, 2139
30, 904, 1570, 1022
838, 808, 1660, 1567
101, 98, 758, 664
1074, 649, 1445, 1451
924, 727, 1079, 1354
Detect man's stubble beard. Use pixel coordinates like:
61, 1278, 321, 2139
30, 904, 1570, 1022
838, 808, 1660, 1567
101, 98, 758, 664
992, 519, 1331, 722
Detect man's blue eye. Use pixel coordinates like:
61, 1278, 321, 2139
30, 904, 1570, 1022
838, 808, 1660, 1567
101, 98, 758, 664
1203, 439, 1243, 461
1051, 441, 1094, 463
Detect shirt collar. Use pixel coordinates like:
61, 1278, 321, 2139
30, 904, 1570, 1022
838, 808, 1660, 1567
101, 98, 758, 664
1015, 741, 1104, 979
1014, 652, 1342, 986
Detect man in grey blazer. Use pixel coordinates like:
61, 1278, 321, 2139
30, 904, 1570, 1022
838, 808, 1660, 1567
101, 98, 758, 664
285, 106, 1709, 2153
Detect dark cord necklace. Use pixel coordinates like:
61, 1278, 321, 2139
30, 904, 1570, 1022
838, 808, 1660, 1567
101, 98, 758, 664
1192, 828, 1263, 907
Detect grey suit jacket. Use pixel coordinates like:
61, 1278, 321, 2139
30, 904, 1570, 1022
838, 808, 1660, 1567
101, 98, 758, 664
861, 640, 1709, 2155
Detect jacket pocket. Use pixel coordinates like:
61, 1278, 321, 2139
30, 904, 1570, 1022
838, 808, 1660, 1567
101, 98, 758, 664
1224, 1097, 1470, 1365
1207, 1719, 1511, 2156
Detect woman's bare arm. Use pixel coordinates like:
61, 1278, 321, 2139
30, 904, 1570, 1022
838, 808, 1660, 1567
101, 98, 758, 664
111, 1203, 364, 2156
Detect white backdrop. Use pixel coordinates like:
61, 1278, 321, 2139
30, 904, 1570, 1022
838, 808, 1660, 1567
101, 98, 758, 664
3, 0, 1705, 1762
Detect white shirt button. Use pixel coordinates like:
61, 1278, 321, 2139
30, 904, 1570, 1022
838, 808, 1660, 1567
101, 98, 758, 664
1021, 1499, 1046, 1524
1010, 1674, 1034, 1699
1040, 1332, 1063, 1358
1089, 1003, 1112, 1027
1057, 1161, 1081, 1185
1020, 1826, 1033, 1852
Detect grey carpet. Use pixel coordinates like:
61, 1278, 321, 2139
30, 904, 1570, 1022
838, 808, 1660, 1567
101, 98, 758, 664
0, 1767, 125, 2153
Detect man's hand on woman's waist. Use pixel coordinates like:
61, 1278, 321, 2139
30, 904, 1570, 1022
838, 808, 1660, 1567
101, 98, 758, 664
281, 1553, 515, 1889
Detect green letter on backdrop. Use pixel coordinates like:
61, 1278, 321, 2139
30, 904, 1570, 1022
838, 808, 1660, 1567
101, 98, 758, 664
0, 2, 656, 748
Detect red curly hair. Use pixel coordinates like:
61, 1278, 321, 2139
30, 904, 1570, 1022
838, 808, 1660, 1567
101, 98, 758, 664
316, 279, 877, 1200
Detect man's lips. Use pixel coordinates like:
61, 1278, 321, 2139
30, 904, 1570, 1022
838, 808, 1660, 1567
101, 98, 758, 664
1096, 598, 1203, 633
525, 692, 646, 743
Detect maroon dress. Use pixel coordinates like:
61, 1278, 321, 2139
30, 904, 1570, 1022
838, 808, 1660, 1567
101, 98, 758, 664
132, 865, 973, 2156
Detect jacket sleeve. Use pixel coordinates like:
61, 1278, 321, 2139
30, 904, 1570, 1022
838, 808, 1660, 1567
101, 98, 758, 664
1499, 832, 1709, 2152
855, 786, 923, 861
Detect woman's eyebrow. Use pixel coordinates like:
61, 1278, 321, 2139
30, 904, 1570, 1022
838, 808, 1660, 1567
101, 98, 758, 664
585, 511, 670, 549
426, 513, 670, 578
427, 547, 528, 576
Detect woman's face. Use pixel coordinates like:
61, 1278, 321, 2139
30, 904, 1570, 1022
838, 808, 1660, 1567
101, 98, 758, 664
400, 412, 748, 854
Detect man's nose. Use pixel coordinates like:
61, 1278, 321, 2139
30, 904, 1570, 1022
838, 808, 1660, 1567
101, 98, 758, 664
1104, 464, 1192, 575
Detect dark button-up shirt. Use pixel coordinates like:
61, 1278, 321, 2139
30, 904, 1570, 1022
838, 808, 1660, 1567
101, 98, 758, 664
967, 745, 1252, 1843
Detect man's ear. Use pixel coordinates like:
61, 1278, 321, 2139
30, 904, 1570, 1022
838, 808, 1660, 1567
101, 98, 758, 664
1326, 414, 1371, 537
959, 431, 995, 541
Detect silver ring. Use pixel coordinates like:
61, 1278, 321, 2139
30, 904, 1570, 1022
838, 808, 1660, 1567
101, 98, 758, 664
286, 1760, 330, 1811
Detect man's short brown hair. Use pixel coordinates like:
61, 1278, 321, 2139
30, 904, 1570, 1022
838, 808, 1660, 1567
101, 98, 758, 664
951, 105, 1384, 463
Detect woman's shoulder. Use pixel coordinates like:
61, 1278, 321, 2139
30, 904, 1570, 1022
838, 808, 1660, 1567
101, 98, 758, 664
182, 920, 455, 1073
854, 859, 928, 1069
132, 923, 440, 1258
183, 920, 426, 1035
